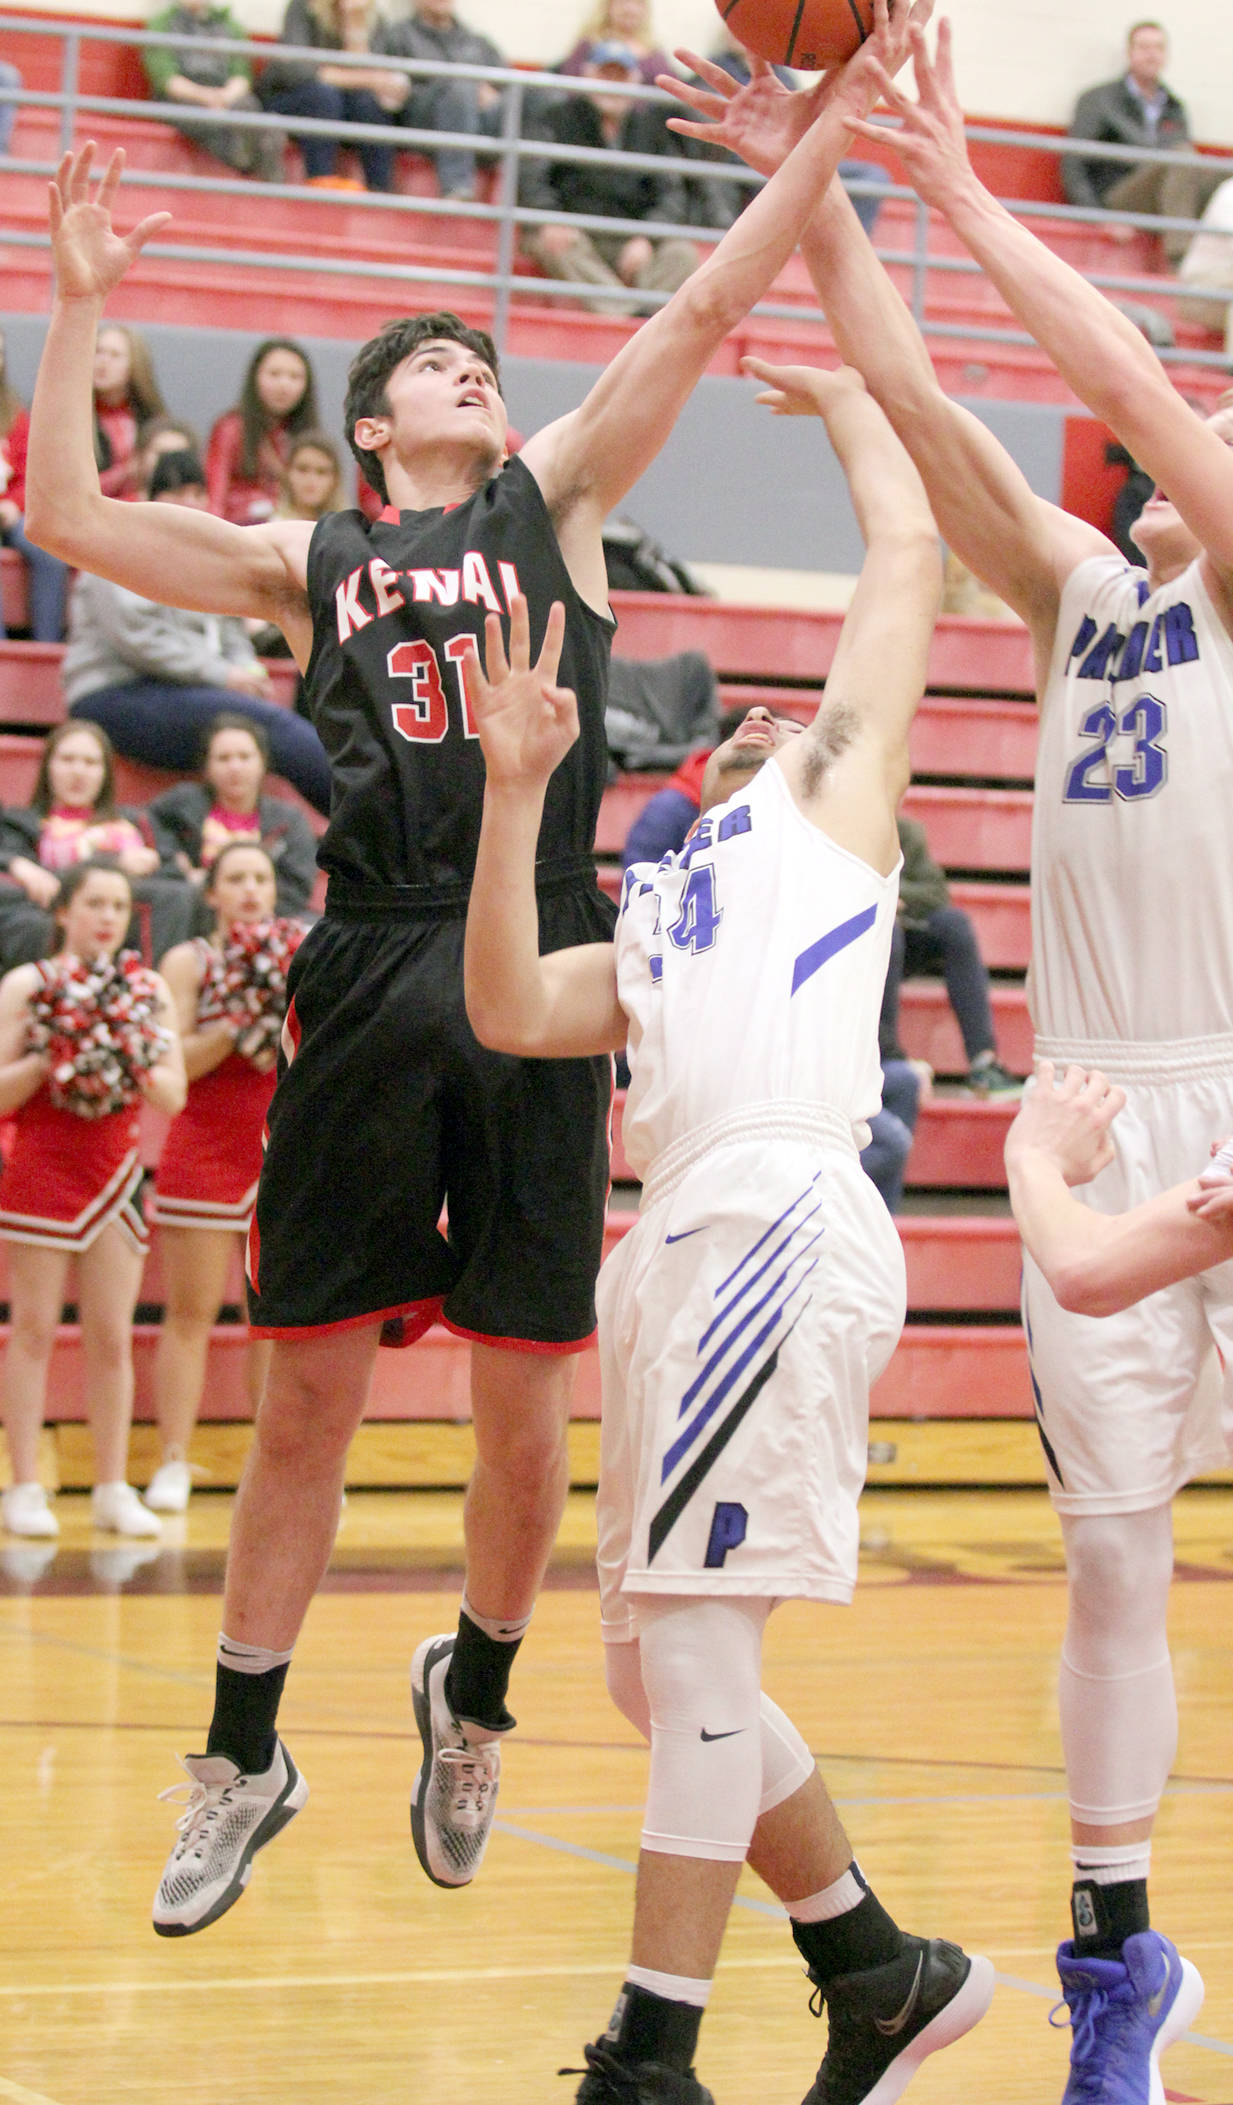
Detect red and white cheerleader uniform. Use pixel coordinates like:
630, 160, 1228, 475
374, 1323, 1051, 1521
0, 1090, 146, 1253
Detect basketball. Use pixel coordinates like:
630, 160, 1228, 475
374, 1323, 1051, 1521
716, 0, 875, 70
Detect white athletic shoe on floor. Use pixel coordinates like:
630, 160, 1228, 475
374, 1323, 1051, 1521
143, 1461, 192, 1514
92, 1481, 163, 1537
2, 1483, 59, 1538
153, 1738, 309, 1937
410, 1633, 503, 1889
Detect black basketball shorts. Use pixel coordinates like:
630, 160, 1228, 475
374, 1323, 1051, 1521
247, 885, 615, 1350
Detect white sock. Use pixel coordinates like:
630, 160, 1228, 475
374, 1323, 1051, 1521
789, 1863, 868, 1924
460, 1593, 531, 1644
624, 1965, 712, 2008
217, 1632, 295, 1674
1072, 1840, 1152, 1887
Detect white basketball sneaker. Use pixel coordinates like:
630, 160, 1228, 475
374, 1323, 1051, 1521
410, 1633, 504, 1889
92, 1482, 162, 1538
143, 1461, 192, 1515
2, 1483, 58, 1538
153, 1738, 308, 1936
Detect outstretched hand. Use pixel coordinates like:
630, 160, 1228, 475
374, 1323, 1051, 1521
1004, 1060, 1126, 1188
49, 143, 173, 302
1187, 1135, 1233, 1221
741, 355, 868, 417
659, 0, 934, 180
464, 596, 579, 792
847, 15, 976, 212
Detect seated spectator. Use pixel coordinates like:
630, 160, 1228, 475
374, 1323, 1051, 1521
685, 32, 890, 239
879, 815, 1020, 1099
129, 413, 202, 500
1061, 21, 1227, 263
521, 46, 699, 314
1178, 175, 1233, 351
257, 0, 408, 192
206, 338, 319, 525
143, 0, 284, 180
0, 329, 69, 643
93, 323, 166, 499
274, 428, 347, 519
861, 1057, 922, 1215
0, 60, 20, 159
560, 0, 673, 88
149, 712, 319, 920
62, 449, 331, 815
0, 721, 197, 967
383, 0, 505, 203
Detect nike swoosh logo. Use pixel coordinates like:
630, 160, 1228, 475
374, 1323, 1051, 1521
700, 1727, 745, 1743
874, 1951, 925, 2037
666, 1226, 708, 1245
1146, 1971, 1170, 2019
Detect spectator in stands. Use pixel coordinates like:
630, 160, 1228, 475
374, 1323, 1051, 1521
1178, 176, 1233, 351
0, 857, 186, 1543
684, 32, 890, 239
62, 449, 331, 814
144, 842, 291, 1513
129, 412, 202, 500
879, 814, 1020, 1099
560, 0, 673, 88
862, 1057, 922, 1215
143, 0, 285, 180
149, 712, 318, 919
257, 0, 408, 192
274, 428, 346, 519
0, 720, 198, 968
382, 1, 505, 204
93, 322, 166, 498
521, 44, 699, 314
0, 61, 21, 159
206, 338, 319, 525
0, 330, 69, 644
1061, 21, 1226, 262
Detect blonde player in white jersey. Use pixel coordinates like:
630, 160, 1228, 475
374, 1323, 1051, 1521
462, 362, 994, 2105
658, 24, 1231, 2100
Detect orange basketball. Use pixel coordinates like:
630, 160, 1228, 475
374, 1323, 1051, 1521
716, 0, 875, 70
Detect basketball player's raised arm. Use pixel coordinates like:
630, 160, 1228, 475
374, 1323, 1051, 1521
463, 600, 627, 1061
1005, 1063, 1233, 1316
859, 20, 1233, 590
24, 147, 313, 658
659, 50, 1105, 645
519, 0, 931, 599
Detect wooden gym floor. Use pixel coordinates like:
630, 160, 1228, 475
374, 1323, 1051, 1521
1, 1484, 1230, 2105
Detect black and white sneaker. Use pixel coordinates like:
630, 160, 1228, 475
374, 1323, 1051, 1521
803, 1935, 995, 2104
567, 2041, 715, 2102
410, 1632, 504, 1888
152, 1738, 308, 1936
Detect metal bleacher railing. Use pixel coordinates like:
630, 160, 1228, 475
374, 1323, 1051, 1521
1, 16, 1232, 369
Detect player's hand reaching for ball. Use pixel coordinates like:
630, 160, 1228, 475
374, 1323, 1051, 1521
464, 596, 579, 793
1004, 1061, 1125, 1188
742, 355, 868, 417
48, 143, 172, 304
848, 15, 976, 214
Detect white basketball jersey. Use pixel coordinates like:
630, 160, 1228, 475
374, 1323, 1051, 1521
616, 757, 900, 1180
1033, 554, 1233, 1042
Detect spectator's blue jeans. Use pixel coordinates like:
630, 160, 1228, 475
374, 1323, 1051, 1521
260, 79, 395, 189
880, 906, 997, 1067
0, 61, 19, 158
70, 680, 332, 814
0, 516, 69, 642
860, 1058, 920, 1215
401, 77, 502, 197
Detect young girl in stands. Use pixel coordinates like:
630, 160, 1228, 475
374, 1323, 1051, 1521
274, 429, 346, 522
0, 720, 195, 969
559, 0, 673, 85
0, 329, 69, 643
0, 857, 186, 1541
149, 712, 319, 921
93, 321, 166, 498
206, 340, 319, 526
145, 842, 301, 1511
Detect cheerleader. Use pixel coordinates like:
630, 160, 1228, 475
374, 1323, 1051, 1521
0, 859, 186, 1540
145, 842, 301, 1512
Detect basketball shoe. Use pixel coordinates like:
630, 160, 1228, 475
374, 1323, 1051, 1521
566, 2042, 715, 2102
803, 1935, 995, 2104
410, 1632, 504, 1888
1054, 1930, 1204, 2103
152, 1738, 308, 1936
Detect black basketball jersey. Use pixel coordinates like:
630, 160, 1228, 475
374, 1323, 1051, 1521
303, 455, 614, 899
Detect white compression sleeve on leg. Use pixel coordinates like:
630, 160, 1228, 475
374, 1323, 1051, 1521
1058, 1506, 1177, 1827
604, 1637, 815, 1818
636, 1596, 770, 1864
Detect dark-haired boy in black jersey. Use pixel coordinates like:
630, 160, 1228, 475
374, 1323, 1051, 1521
25, 0, 929, 1938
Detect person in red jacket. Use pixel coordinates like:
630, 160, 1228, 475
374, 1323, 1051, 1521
0, 330, 68, 641
92, 321, 165, 498
206, 340, 320, 526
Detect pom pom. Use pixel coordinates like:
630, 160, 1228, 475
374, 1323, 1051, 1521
26, 951, 170, 1119
196, 918, 304, 1063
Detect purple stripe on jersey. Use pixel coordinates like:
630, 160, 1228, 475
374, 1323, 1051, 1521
791, 903, 877, 997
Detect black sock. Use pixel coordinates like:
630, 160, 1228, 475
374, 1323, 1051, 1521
605, 1983, 702, 2074
1071, 1877, 1150, 1960
205, 1661, 290, 1775
443, 1608, 519, 1731
791, 1879, 907, 1985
